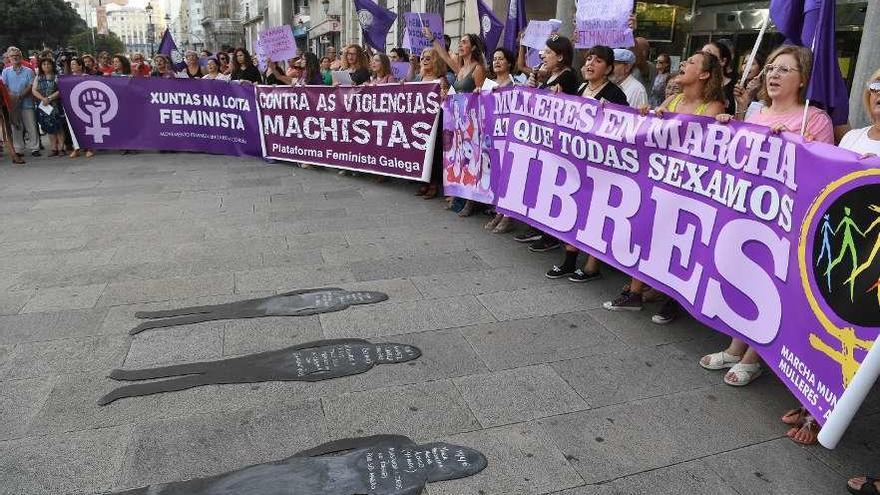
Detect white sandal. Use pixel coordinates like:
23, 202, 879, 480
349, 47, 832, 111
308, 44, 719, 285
699, 351, 742, 370
724, 362, 762, 386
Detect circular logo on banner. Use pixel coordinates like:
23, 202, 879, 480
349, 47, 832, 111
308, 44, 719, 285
481, 15, 492, 36
169, 48, 183, 65
809, 181, 880, 326
797, 169, 880, 392
357, 9, 374, 28
69, 80, 119, 143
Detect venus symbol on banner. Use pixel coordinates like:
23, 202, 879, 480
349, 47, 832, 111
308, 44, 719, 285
357, 9, 374, 27
69, 80, 119, 143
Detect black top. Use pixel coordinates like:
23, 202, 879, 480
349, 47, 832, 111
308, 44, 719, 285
539, 68, 579, 96
232, 65, 262, 83
185, 66, 203, 78
722, 79, 736, 115
578, 81, 629, 106
350, 67, 370, 85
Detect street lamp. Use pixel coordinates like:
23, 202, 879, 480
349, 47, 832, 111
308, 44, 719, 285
145, 1, 155, 57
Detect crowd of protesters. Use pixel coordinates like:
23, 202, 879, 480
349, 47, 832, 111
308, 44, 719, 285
2, 20, 880, 493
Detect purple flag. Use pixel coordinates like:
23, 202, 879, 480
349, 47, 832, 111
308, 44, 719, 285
477, 0, 504, 58
156, 29, 186, 71
354, 0, 397, 52
502, 0, 527, 52
803, 0, 849, 125
769, 0, 848, 125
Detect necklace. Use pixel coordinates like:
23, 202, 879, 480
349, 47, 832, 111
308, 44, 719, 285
582, 80, 608, 98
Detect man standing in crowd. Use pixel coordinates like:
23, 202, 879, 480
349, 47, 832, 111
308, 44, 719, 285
611, 48, 648, 109
1, 46, 39, 158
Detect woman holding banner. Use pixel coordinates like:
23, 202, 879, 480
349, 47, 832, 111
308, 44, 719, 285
203, 59, 230, 81
704, 46, 833, 398
545, 46, 629, 283
483, 48, 519, 234
231, 48, 262, 84
413, 47, 449, 200
702, 41, 737, 115
515, 35, 579, 251
369, 53, 394, 84
150, 55, 176, 78
340, 45, 370, 86
110, 54, 131, 77
603, 50, 725, 324
180, 50, 203, 79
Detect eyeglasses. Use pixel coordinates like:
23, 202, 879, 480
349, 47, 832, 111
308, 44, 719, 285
868, 81, 880, 94
764, 64, 800, 76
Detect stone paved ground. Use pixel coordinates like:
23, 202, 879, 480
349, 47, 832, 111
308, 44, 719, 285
0, 152, 877, 495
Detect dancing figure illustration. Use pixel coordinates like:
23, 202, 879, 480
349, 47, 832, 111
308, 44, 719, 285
824, 207, 866, 301
843, 205, 880, 303
816, 214, 836, 291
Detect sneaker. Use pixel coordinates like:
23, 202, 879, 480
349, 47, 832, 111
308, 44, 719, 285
603, 290, 643, 311
569, 269, 601, 283
545, 265, 575, 279
652, 299, 680, 325
528, 237, 561, 252
31, 150, 40, 157
513, 228, 542, 243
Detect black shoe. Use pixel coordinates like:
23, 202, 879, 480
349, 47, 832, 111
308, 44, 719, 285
652, 299, 680, 325
513, 228, 542, 243
545, 265, 575, 279
569, 269, 602, 283
31, 150, 40, 157
529, 237, 561, 252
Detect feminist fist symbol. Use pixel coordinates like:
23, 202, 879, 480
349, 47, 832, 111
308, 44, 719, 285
69, 80, 119, 144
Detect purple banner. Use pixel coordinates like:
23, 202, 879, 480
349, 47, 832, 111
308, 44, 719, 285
60, 76, 262, 157
442, 93, 494, 203
479, 87, 880, 436
257, 82, 441, 181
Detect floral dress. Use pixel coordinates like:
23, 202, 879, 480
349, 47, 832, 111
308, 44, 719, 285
35, 74, 62, 134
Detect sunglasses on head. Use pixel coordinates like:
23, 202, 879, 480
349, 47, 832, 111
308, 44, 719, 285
869, 81, 880, 92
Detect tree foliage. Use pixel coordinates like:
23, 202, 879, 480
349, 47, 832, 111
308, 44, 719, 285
69, 29, 126, 56
0, 0, 88, 53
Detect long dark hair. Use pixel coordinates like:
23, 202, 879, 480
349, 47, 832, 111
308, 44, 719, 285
705, 41, 736, 80
488, 48, 516, 80
545, 35, 574, 69
112, 54, 131, 75
461, 33, 485, 67
303, 52, 322, 84
38, 57, 56, 76
390, 48, 408, 61
372, 52, 392, 78
694, 51, 725, 104
232, 47, 254, 71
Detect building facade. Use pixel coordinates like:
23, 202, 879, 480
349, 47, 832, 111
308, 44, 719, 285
106, 4, 167, 55
178, 0, 208, 51
201, 0, 245, 52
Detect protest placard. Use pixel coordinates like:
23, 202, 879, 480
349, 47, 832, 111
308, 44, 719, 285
257, 25, 298, 63
401, 12, 444, 55
521, 20, 563, 49
574, 0, 634, 48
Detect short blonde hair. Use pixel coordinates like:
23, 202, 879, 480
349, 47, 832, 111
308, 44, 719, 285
863, 68, 880, 122
758, 45, 813, 105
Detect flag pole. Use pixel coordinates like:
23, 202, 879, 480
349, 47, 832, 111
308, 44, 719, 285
740, 14, 769, 88
800, 11, 821, 136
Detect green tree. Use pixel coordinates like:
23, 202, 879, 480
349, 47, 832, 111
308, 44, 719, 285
69, 28, 126, 56
0, 0, 87, 52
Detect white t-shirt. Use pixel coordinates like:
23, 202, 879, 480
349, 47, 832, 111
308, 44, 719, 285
618, 75, 648, 109
839, 126, 880, 156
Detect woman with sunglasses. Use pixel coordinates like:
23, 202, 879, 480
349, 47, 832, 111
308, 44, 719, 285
150, 54, 177, 78
413, 47, 449, 199
839, 70, 880, 158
